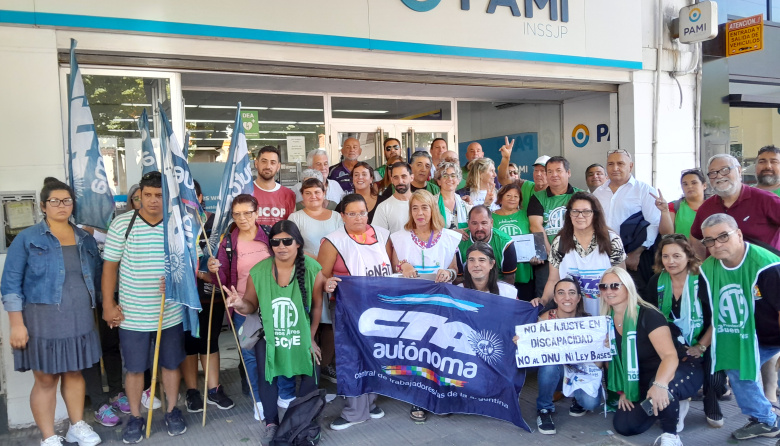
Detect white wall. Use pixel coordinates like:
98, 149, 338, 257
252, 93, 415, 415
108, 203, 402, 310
562, 93, 617, 189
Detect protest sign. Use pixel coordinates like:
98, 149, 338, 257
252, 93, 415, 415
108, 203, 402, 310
515, 316, 615, 367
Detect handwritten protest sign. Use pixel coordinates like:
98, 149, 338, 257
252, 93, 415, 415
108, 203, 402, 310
515, 316, 615, 367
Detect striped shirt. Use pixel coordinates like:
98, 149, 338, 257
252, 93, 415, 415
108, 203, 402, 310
104, 211, 183, 331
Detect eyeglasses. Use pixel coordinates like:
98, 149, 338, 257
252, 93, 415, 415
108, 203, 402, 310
385, 145, 400, 151
231, 211, 256, 220
681, 168, 702, 177
132, 196, 141, 202
46, 198, 74, 207
598, 282, 623, 291
701, 229, 737, 248
440, 173, 459, 180
569, 209, 593, 217
141, 172, 160, 180
343, 211, 368, 219
269, 237, 295, 247
661, 234, 687, 241
607, 149, 632, 159
707, 166, 731, 179
508, 170, 518, 176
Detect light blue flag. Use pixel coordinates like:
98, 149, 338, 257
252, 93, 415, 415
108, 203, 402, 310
137, 109, 158, 175
68, 39, 114, 230
158, 104, 203, 336
208, 103, 254, 256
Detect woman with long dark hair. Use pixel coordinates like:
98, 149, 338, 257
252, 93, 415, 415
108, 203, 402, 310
351, 161, 382, 223
459, 242, 517, 299
223, 220, 324, 442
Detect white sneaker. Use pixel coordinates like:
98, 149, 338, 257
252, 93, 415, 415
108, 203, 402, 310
677, 399, 690, 433
277, 396, 295, 409
41, 436, 63, 446
653, 432, 683, 446
253, 401, 265, 421
142, 387, 162, 410
65, 420, 102, 446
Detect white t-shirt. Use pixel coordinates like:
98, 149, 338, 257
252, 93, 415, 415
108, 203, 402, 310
372, 195, 411, 235
288, 209, 343, 257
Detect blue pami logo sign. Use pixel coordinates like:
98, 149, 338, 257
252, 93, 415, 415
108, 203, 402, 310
402, 0, 569, 25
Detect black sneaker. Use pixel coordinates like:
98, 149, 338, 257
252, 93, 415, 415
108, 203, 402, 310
537, 409, 556, 435
122, 416, 145, 444
164, 407, 187, 437
732, 417, 780, 440
207, 385, 235, 410
569, 399, 586, 417
261, 423, 278, 444
322, 364, 337, 384
185, 389, 203, 413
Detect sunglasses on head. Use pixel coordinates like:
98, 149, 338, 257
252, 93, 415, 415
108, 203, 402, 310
269, 237, 295, 247
598, 282, 623, 291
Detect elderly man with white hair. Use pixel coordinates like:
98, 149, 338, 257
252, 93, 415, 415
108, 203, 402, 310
293, 149, 345, 205
690, 153, 780, 255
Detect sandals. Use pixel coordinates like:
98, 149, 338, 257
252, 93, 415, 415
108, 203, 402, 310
410, 405, 428, 422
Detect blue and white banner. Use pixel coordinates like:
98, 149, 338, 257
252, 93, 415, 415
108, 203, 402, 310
335, 277, 537, 430
158, 103, 202, 336
67, 39, 114, 230
207, 103, 254, 256
137, 109, 158, 176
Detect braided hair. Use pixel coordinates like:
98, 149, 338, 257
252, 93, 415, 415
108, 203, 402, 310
268, 220, 310, 316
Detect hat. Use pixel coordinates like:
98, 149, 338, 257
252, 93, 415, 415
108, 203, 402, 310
533, 155, 551, 166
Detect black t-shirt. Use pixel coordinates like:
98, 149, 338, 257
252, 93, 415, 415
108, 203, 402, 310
615, 306, 668, 392
643, 273, 712, 343
754, 265, 780, 346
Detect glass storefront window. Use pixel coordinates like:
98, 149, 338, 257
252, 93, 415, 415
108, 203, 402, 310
729, 106, 780, 185
331, 97, 451, 120
719, 0, 767, 22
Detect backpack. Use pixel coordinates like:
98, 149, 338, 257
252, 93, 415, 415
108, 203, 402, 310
271, 389, 326, 446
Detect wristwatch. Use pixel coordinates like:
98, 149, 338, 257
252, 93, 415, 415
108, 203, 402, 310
696, 344, 707, 353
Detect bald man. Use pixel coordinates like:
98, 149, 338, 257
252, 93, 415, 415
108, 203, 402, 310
328, 137, 362, 193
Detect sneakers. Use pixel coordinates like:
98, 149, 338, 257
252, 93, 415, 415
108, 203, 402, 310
164, 407, 187, 437
569, 399, 586, 417
207, 385, 235, 410
653, 432, 683, 446
65, 420, 102, 446
41, 436, 63, 446
110, 392, 131, 414
677, 399, 690, 433
369, 406, 385, 419
141, 388, 161, 410
706, 415, 725, 428
536, 409, 556, 435
122, 416, 145, 444
254, 401, 265, 421
322, 364, 337, 384
329, 417, 365, 430
261, 423, 278, 445
185, 389, 204, 413
94, 404, 121, 427
732, 417, 780, 440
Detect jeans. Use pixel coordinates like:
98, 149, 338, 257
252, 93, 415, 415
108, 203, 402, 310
278, 376, 296, 400
726, 344, 780, 426
233, 314, 260, 402
536, 365, 601, 412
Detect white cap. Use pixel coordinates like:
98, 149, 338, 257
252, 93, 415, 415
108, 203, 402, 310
533, 155, 551, 166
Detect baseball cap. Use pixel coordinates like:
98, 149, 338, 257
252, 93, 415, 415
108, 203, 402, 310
533, 155, 551, 166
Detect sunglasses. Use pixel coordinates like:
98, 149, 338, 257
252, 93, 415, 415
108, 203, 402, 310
597, 282, 623, 291
269, 237, 295, 247
385, 144, 400, 151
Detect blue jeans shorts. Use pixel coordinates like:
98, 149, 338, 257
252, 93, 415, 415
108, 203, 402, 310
119, 324, 185, 372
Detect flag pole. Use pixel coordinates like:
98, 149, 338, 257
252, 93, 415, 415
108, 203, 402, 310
201, 285, 216, 426
146, 292, 167, 438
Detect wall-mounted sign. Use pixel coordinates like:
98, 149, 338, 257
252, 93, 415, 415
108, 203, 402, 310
727, 14, 763, 57
241, 110, 259, 139
678, 1, 717, 44
286, 136, 306, 163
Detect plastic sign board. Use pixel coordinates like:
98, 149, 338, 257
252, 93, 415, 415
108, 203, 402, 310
678, 1, 718, 43
727, 14, 763, 57
241, 110, 259, 139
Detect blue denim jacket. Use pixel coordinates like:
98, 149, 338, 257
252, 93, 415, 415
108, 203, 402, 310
1, 220, 102, 312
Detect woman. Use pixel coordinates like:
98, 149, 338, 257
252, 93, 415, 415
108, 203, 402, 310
319, 194, 390, 430
126, 183, 141, 212
1, 178, 102, 446
294, 169, 339, 211
536, 192, 625, 316
222, 220, 324, 442
207, 194, 271, 421
434, 160, 471, 240
289, 178, 344, 258
351, 161, 382, 224
655, 169, 707, 240
645, 235, 724, 429
600, 267, 702, 445
457, 157, 497, 208
493, 183, 535, 300
459, 242, 518, 299
525, 278, 603, 435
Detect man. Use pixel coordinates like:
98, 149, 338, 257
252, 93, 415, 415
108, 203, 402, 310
328, 137, 362, 192
459, 142, 485, 189
379, 151, 440, 200
698, 213, 780, 440
506, 163, 520, 182
430, 137, 448, 171
376, 138, 403, 180
373, 162, 413, 234
756, 145, 780, 197
593, 149, 659, 291
531, 156, 549, 193
585, 163, 606, 193
102, 171, 187, 442
457, 206, 517, 284
293, 149, 345, 204
527, 156, 582, 246
690, 154, 780, 254
252, 145, 296, 228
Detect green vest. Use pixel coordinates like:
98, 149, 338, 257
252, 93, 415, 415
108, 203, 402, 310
458, 228, 514, 274
700, 243, 780, 381
520, 180, 535, 212
492, 210, 532, 284
673, 199, 697, 239
250, 256, 321, 381
533, 186, 583, 242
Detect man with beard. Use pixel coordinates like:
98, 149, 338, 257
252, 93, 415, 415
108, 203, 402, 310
252, 146, 296, 228
457, 205, 517, 284
328, 137, 362, 193
373, 162, 414, 234
376, 138, 402, 180
691, 154, 780, 252
755, 145, 780, 197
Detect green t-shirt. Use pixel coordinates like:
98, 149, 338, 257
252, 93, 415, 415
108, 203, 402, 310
492, 210, 533, 284
772, 187, 780, 198
376, 164, 387, 180
458, 228, 516, 275
530, 185, 583, 242
673, 199, 697, 239
520, 180, 535, 211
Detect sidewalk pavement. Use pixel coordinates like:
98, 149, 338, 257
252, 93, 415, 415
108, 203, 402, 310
2, 331, 778, 446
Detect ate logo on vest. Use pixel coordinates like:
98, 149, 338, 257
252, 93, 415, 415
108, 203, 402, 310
272, 297, 299, 329
546, 206, 567, 234
717, 284, 748, 330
